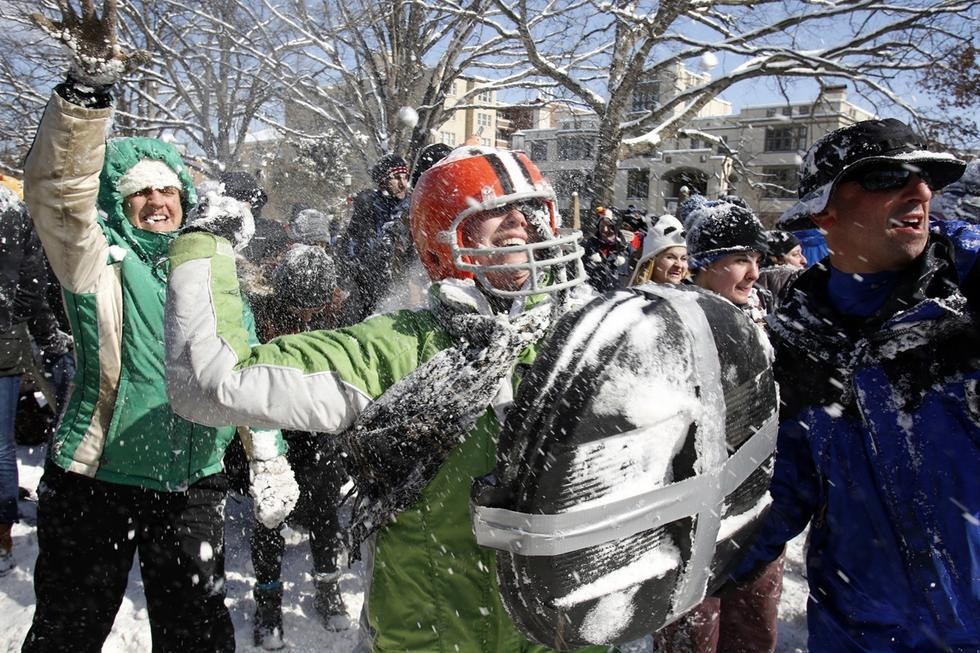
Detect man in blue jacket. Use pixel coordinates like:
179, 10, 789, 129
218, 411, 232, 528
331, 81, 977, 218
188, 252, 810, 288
732, 118, 979, 652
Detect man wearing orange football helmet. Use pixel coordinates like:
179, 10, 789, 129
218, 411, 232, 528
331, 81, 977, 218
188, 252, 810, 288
164, 146, 606, 652
411, 146, 586, 301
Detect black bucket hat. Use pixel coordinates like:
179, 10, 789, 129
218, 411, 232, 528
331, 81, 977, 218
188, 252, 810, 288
795, 118, 965, 215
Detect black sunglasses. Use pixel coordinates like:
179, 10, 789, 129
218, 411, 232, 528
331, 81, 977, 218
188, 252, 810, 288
842, 166, 935, 192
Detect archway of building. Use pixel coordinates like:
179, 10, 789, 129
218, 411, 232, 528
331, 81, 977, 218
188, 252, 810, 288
662, 167, 709, 197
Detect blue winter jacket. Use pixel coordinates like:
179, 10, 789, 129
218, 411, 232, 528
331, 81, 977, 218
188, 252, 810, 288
734, 219, 980, 652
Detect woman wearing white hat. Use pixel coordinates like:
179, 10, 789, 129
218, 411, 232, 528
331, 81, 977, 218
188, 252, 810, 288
628, 214, 688, 286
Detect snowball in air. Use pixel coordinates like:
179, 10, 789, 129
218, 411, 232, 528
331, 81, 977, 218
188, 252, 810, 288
700, 52, 719, 71
397, 106, 419, 128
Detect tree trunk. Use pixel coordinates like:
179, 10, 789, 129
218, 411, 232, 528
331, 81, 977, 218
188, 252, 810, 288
586, 120, 623, 232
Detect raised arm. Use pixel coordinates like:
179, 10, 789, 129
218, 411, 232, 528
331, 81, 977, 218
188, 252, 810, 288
24, 0, 150, 293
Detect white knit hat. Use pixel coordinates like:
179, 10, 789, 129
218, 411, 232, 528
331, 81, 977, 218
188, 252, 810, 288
640, 214, 686, 263
117, 159, 181, 199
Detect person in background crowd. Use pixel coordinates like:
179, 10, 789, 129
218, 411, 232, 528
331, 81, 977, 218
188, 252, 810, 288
655, 200, 784, 653
678, 185, 691, 204
220, 170, 268, 218
757, 230, 807, 305
364, 142, 455, 314
687, 202, 774, 325
344, 154, 411, 321
22, 5, 295, 650
583, 209, 632, 292
290, 208, 334, 249
163, 145, 610, 653
0, 185, 72, 576
765, 230, 807, 269
775, 202, 830, 267
288, 208, 347, 302
731, 118, 978, 653
247, 245, 352, 649
628, 214, 688, 286
225, 170, 288, 264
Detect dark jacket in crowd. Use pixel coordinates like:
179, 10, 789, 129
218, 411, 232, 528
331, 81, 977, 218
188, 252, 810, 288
734, 219, 980, 652
756, 265, 803, 308
0, 189, 69, 377
583, 233, 632, 292
341, 189, 410, 321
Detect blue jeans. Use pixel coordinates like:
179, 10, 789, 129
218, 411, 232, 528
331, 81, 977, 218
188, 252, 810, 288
0, 374, 21, 524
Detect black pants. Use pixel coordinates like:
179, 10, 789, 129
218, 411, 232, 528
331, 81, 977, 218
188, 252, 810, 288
250, 431, 348, 585
24, 463, 235, 653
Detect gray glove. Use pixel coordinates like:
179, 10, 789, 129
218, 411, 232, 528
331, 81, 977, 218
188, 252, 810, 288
184, 191, 256, 253
250, 455, 300, 530
32, 0, 151, 88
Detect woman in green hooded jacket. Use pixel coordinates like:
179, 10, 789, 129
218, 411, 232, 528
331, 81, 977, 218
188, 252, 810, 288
21, 5, 291, 650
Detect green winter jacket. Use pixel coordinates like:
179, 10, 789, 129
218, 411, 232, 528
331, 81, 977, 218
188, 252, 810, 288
165, 232, 610, 652
23, 92, 283, 490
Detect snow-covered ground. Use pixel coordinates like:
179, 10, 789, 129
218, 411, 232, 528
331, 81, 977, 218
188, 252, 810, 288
1, 443, 809, 652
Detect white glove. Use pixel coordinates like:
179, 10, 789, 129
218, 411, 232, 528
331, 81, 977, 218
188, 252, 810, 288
250, 455, 300, 530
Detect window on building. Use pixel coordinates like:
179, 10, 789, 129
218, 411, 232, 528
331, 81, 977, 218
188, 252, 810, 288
440, 131, 457, 146
528, 140, 548, 162
478, 90, 493, 103
626, 169, 650, 199
781, 106, 793, 116
631, 82, 660, 113
476, 113, 493, 128
762, 166, 799, 198
764, 126, 807, 152
798, 106, 811, 115
765, 108, 777, 118
480, 138, 491, 146
557, 136, 594, 161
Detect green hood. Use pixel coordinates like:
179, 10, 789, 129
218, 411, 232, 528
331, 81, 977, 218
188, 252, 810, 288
98, 137, 198, 270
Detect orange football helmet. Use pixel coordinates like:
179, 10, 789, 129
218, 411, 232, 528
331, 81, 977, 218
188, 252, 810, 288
410, 146, 585, 298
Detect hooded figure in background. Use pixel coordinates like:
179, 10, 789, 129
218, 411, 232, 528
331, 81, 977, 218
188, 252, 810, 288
0, 185, 72, 577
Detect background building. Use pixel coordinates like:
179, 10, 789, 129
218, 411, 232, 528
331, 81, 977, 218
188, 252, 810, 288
513, 66, 875, 225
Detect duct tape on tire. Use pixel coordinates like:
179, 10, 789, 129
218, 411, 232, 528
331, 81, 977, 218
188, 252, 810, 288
471, 284, 779, 650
